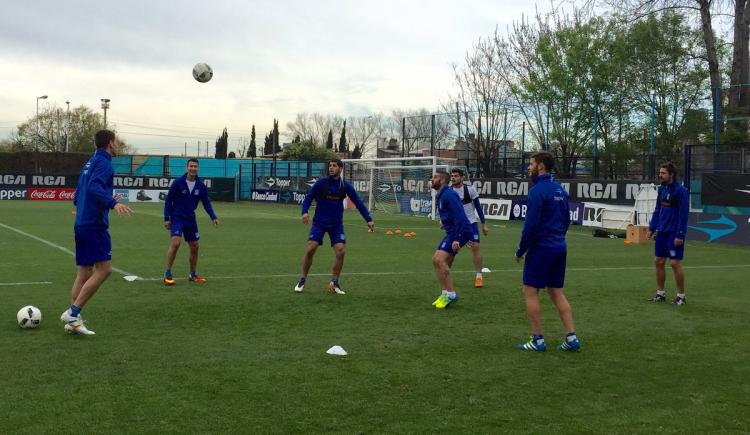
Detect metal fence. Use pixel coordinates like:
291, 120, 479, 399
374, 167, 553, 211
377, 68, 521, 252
685, 143, 750, 209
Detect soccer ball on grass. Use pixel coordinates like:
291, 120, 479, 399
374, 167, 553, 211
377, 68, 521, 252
17, 305, 42, 329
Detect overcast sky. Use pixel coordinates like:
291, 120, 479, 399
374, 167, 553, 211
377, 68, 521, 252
0, 0, 553, 155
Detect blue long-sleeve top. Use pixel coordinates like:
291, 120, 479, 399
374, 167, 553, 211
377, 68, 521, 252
516, 173, 569, 257
437, 186, 473, 243
163, 174, 217, 222
648, 180, 689, 238
74, 149, 117, 228
301, 176, 372, 225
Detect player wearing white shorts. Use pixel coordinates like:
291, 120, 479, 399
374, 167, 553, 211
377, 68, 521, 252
450, 168, 489, 288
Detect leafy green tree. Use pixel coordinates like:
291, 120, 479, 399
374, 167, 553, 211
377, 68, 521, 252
351, 144, 362, 159
281, 139, 337, 161
325, 129, 334, 149
3, 105, 134, 154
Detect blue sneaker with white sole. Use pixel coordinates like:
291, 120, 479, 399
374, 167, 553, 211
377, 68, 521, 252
517, 335, 546, 352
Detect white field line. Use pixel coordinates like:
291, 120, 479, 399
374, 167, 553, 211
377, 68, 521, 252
0, 222, 137, 277
136, 263, 750, 282
0, 281, 52, 286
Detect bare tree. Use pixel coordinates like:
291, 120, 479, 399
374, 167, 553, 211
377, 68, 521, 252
447, 33, 521, 177
347, 114, 383, 158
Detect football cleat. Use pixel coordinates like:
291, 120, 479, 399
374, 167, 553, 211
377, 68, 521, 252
558, 338, 581, 352
163, 275, 176, 286
431, 294, 444, 307
647, 293, 666, 302
60, 310, 95, 335
517, 336, 546, 352
188, 275, 207, 283
327, 282, 345, 295
434, 294, 458, 309
294, 279, 305, 292
671, 296, 686, 306
474, 277, 484, 288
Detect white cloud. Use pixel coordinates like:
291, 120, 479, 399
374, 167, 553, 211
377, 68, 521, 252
0, 0, 552, 153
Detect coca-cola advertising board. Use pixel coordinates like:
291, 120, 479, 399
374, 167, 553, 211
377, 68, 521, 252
27, 187, 76, 201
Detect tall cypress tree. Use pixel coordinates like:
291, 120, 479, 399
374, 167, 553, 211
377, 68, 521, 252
338, 120, 347, 153
248, 124, 256, 157
215, 127, 228, 159
263, 133, 272, 155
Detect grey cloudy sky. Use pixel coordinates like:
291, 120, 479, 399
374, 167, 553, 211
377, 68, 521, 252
0, 0, 552, 154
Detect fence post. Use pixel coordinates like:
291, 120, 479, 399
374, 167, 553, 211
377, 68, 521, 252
713, 87, 721, 149
430, 114, 436, 156
592, 101, 599, 179
502, 107, 508, 178
521, 121, 526, 176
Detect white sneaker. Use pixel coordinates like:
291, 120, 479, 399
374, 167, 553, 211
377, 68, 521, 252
294, 279, 305, 292
60, 310, 96, 335
327, 282, 346, 295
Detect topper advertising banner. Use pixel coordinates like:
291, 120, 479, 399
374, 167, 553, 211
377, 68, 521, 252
0, 185, 28, 200
687, 213, 750, 246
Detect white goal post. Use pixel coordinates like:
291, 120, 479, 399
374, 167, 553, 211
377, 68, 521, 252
342, 156, 465, 220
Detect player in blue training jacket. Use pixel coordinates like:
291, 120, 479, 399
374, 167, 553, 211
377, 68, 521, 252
515, 152, 580, 352
647, 161, 690, 305
295, 159, 374, 294
450, 167, 490, 288
430, 170, 475, 309
60, 130, 133, 335
162, 158, 219, 285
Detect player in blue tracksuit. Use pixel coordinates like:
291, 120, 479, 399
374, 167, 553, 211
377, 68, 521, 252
450, 167, 490, 288
295, 159, 374, 294
60, 130, 133, 335
647, 161, 690, 305
162, 158, 219, 285
430, 170, 475, 309
515, 152, 580, 352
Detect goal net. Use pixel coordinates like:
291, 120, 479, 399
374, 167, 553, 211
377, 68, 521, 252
342, 157, 465, 219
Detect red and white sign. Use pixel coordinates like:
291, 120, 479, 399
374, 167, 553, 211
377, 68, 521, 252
28, 187, 76, 201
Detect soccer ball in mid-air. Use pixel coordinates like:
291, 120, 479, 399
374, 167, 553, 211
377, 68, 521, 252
192, 62, 213, 83
17, 305, 42, 329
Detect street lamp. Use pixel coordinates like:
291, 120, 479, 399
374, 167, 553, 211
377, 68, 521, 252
101, 98, 111, 128
36, 95, 48, 138
65, 100, 70, 152
649, 90, 656, 179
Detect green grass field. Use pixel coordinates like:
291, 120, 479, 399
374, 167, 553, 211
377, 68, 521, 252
1, 201, 748, 433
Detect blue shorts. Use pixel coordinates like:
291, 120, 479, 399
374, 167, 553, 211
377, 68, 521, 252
471, 222, 481, 244
308, 222, 346, 246
437, 230, 474, 256
171, 218, 200, 242
523, 248, 567, 289
74, 226, 112, 266
654, 232, 684, 260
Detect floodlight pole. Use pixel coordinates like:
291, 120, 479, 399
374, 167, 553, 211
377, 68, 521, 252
65, 100, 70, 152
101, 98, 110, 128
